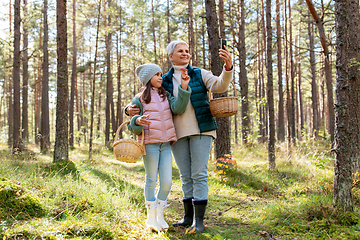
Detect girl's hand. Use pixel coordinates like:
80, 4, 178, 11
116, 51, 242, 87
180, 68, 190, 90
135, 114, 151, 126
219, 45, 233, 70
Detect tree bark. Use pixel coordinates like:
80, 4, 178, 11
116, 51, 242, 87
13, 0, 21, 152
297, 23, 304, 138
151, 0, 157, 64
306, 0, 335, 144
69, 0, 77, 148
276, 0, 285, 142
54, 0, 69, 162
333, 0, 353, 211
266, 0, 275, 170
21, 0, 29, 144
308, 17, 319, 138
188, 0, 195, 65
288, 0, 295, 144
89, 1, 101, 160
238, 0, 249, 144
8, 0, 13, 148
348, 0, 360, 175
115, 12, 123, 139
205, 0, 230, 158
105, 0, 113, 146
41, 0, 50, 152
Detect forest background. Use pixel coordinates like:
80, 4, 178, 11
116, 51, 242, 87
0, 0, 360, 239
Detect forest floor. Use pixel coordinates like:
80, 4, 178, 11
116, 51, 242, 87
0, 140, 359, 240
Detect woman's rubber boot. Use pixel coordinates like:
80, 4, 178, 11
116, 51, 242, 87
172, 198, 194, 227
156, 199, 170, 230
145, 201, 160, 232
185, 200, 207, 234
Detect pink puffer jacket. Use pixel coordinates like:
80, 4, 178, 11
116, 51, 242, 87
137, 88, 177, 145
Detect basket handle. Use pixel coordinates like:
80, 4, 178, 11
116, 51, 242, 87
209, 80, 237, 100
114, 120, 145, 147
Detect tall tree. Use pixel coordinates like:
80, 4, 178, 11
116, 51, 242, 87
306, 0, 335, 144
308, 16, 319, 138
89, 0, 101, 160
13, 0, 21, 152
22, 0, 29, 143
238, 0, 249, 144
54, 0, 69, 162
115, 6, 123, 139
69, 0, 77, 148
333, 0, 353, 211
8, 0, 13, 148
266, 0, 275, 170
151, 0, 157, 64
297, 24, 304, 138
105, 0, 114, 146
288, 0, 295, 144
188, 0, 195, 64
348, 0, 360, 175
276, 0, 285, 142
205, 0, 230, 158
41, 0, 50, 152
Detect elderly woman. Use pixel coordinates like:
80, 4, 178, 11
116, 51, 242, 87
127, 40, 233, 234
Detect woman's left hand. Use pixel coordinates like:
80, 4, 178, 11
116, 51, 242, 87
219, 45, 232, 70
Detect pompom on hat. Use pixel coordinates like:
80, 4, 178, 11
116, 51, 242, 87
135, 64, 163, 85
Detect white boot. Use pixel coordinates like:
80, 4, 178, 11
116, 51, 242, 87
145, 201, 160, 232
156, 199, 170, 230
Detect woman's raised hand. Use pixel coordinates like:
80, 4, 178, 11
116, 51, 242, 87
219, 45, 233, 70
180, 68, 190, 90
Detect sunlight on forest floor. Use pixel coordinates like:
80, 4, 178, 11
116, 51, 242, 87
0, 140, 359, 239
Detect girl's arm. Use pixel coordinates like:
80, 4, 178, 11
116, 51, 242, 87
127, 97, 144, 135
168, 85, 192, 115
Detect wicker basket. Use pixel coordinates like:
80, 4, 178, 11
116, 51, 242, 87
209, 80, 238, 117
113, 120, 145, 163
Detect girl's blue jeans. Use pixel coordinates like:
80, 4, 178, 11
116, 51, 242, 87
171, 135, 213, 201
142, 142, 172, 202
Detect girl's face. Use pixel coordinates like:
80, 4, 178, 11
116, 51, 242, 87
169, 43, 190, 66
150, 72, 163, 89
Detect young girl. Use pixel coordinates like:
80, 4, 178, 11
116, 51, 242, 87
128, 63, 191, 232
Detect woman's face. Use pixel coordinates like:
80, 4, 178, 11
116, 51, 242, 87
169, 43, 190, 66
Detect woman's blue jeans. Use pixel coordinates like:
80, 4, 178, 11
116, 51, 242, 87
171, 135, 213, 201
142, 142, 173, 202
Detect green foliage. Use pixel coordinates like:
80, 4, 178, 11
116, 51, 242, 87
0, 141, 359, 239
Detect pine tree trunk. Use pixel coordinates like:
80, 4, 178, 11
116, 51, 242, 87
238, 0, 249, 144
333, 0, 353, 211
41, 0, 50, 152
166, 0, 171, 70
266, 0, 275, 170
288, 0, 296, 144
151, 0, 157, 64
115, 28, 123, 139
89, 1, 101, 160
205, 0, 230, 158
306, 0, 335, 144
348, 0, 360, 175
297, 28, 304, 138
22, 0, 29, 143
276, 0, 285, 142
13, 0, 21, 152
69, 0, 77, 148
105, 0, 113, 146
188, 0, 195, 65
308, 19, 319, 138
8, 0, 13, 148
219, 0, 225, 38
54, 0, 69, 162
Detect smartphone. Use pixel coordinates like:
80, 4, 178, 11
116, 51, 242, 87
221, 39, 227, 50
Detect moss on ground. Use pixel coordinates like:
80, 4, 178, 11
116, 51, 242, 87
0, 177, 45, 219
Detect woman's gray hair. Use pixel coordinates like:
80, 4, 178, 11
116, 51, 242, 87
166, 40, 189, 55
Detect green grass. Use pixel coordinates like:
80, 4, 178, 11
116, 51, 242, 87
0, 140, 359, 239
